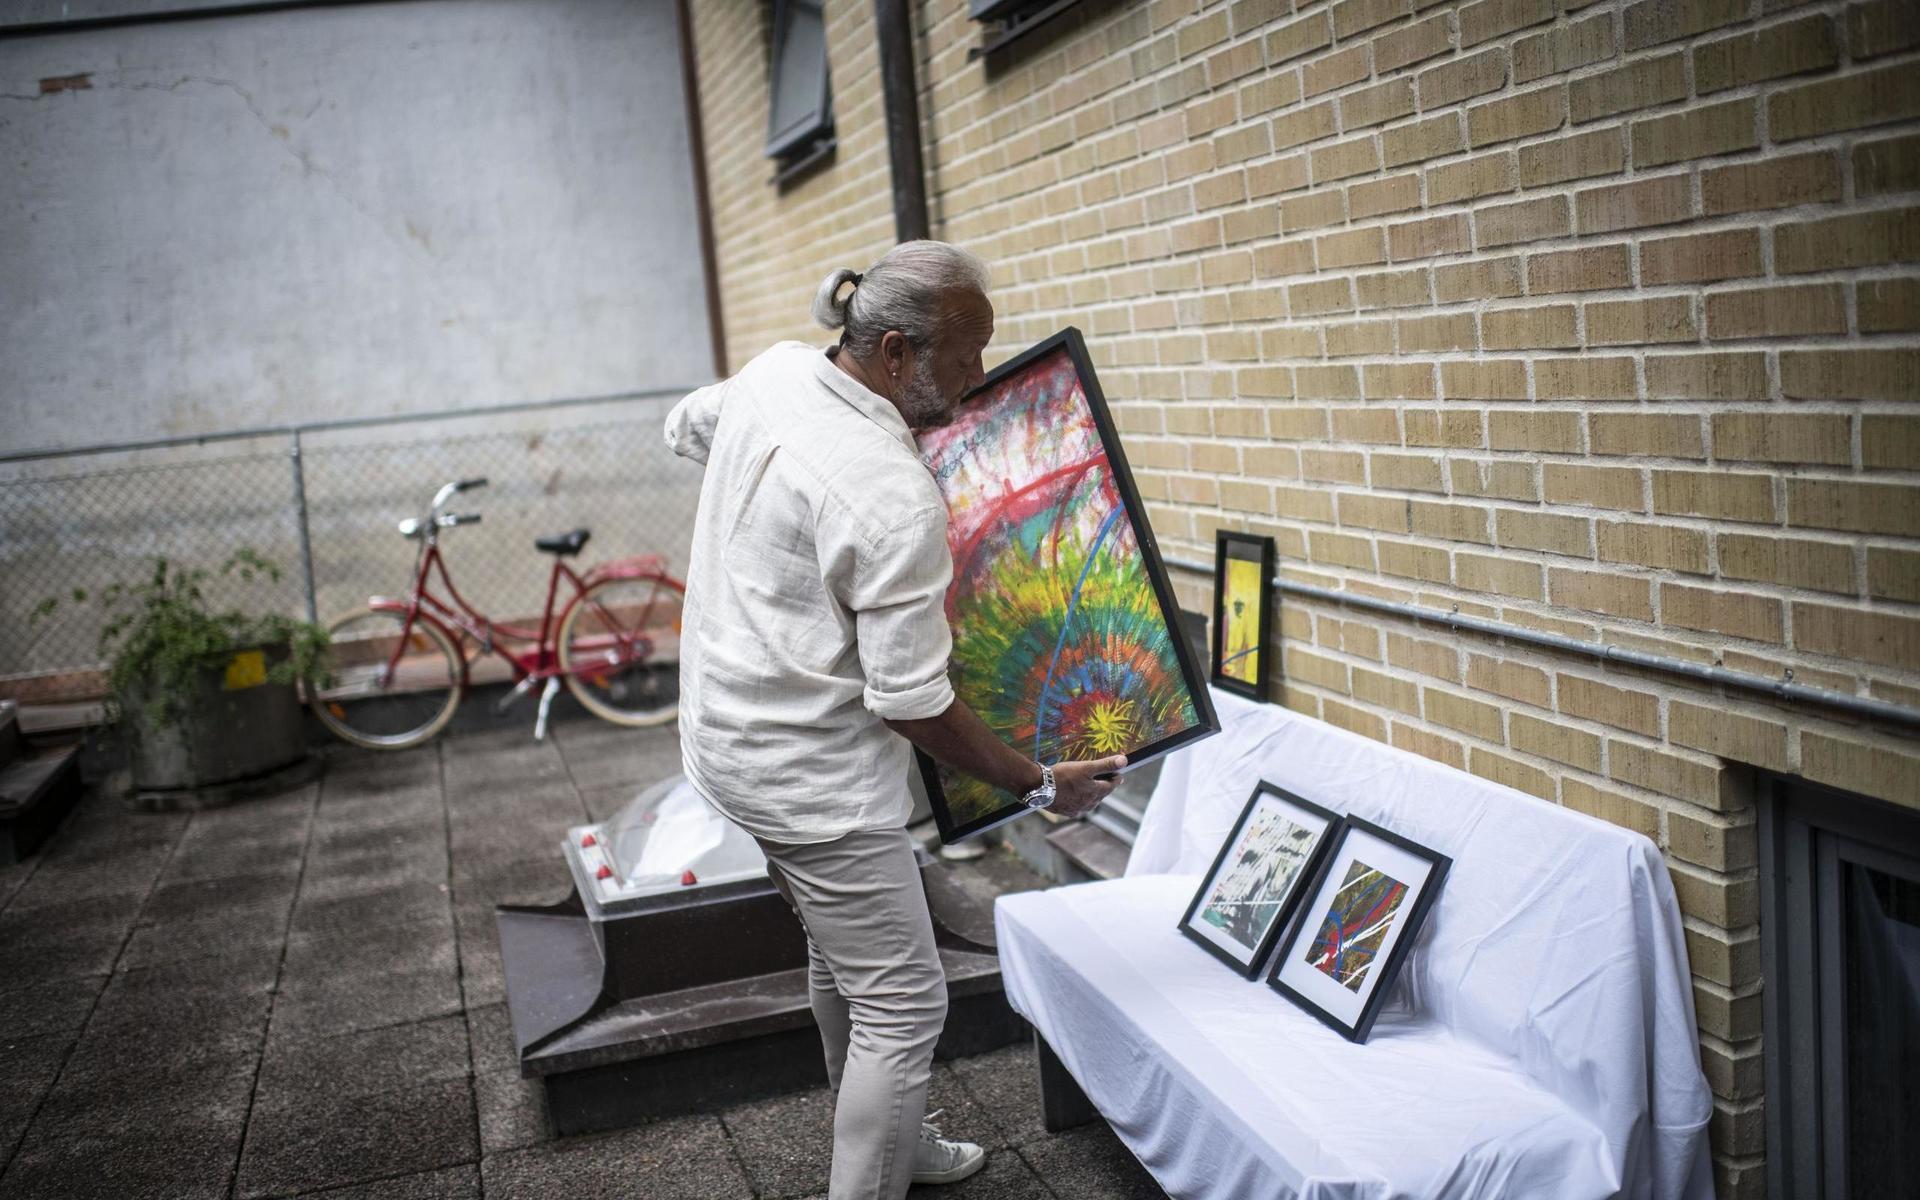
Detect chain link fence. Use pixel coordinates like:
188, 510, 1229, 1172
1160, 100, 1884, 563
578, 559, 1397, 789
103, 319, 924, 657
0, 391, 701, 705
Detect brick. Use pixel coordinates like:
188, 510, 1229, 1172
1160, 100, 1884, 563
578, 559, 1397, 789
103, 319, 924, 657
1489, 410, 1583, 453
1860, 278, 1920, 332
1780, 349, 1920, 401
1513, 13, 1616, 84
1570, 53, 1686, 124
1671, 863, 1760, 929
1801, 732, 1920, 809
1280, 189, 1347, 233
1653, 469, 1775, 523
1370, 452, 1447, 492
1399, 312, 1479, 352
1470, 747, 1557, 801
1586, 296, 1697, 345
1669, 701, 1790, 772
1701, 151, 1842, 215
1711, 413, 1851, 465
1856, 131, 1920, 197
1271, 101, 1339, 151
1330, 404, 1399, 443
1850, 0, 1920, 58
1351, 666, 1421, 715
1777, 207, 1920, 273
1419, 47, 1509, 110
1340, 491, 1412, 532
1404, 411, 1487, 450
1469, 86, 1567, 150
1483, 304, 1579, 349
1460, 0, 1554, 46
1434, 257, 1523, 303
1391, 721, 1467, 769
1598, 521, 1710, 573
1318, 228, 1388, 269
1376, 14, 1454, 73
1707, 284, 1847, 341
1498, 509, 1592, 557
1639, 229, 1763, 285
1355, 267, 1432, 310
1510, 710, 1603, 772
1563, 777, 1660, 839
1382, 114, 1466, 168
1467, 653, 1552, 707
1611, 739, 1743, 809
1313, 136, 1384, 184
1253, 237, 1316, 277
1869, 547, 1920, 602
1668, 806, 1757, 873
1427, 151, 1516, 206
1303, 45, 1372, 99
1365, 362, 1438, 400
1631, 98, 1758, 168
1795, 602, 1920, 671
1718, 532, 1855, 594
1326, 698, 1391, 742
1343, 79, 1416, 130
1477, 195, 1570, 249
1550, 567, 1653, 621
1518, 126, 1625, 187
1456, 551, 1546, 600
1862, 414, 1920, 468
1349, 173, 1424, 219
1559, 674, 1660, 737
1576, 174, 1693, 234
1624, 0, 1747, 51
1287, 645, 1353, 692
1546, 463, 1643, 510
1528, 244, 1630, 294
1390, 213, 1472, 261
1645, 352, 1767, 400
1536, 356, 1638, 400
1377, 539, 1453, 582
1589, 414, 1706, 459
1771, 62, 1920, 141
1694, 14, 1838, 94
1248, 153, 1312, 197
1296, 362, 1363, 397
1662, 583, 1785, 644
1266, 11, 1333, 65
1425, 687, 1507, 740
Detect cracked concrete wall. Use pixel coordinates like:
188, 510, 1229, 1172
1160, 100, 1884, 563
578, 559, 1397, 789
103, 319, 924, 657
0, 0, 714, 453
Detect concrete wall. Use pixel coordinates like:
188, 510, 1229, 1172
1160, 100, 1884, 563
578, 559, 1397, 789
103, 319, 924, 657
687, 1, 1920, 1192
0, 0, 714, 452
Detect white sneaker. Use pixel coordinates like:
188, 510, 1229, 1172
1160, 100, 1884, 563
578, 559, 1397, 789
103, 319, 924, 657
936, 839, 987, 862
911, 1109, 986, 1185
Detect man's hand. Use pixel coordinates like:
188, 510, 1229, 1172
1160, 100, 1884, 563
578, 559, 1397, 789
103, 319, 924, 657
1049, 755, 1128, 818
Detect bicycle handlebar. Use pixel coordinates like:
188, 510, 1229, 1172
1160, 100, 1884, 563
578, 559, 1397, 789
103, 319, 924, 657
442, 513, 482, 527
456, 477, 489, 492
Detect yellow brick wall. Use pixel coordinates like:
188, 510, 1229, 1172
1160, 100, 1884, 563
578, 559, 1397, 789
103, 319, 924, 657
690, 1, 1920, 1192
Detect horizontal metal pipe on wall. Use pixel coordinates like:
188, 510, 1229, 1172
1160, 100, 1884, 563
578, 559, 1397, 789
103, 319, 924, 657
1160, 555, 1920, 733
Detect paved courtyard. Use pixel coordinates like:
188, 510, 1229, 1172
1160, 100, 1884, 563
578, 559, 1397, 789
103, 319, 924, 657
0, 719, 1165, 1199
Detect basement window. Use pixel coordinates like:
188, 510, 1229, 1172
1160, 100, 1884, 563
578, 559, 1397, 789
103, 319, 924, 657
766, 0, 835, 186
968, 0, 1089, 61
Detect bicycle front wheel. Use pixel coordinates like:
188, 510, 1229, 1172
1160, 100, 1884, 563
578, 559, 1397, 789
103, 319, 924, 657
310, 609, 463, 750
558, 575, 683, 727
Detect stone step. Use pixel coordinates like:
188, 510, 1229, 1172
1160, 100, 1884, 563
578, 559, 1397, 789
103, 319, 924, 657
0, 740, 84, 864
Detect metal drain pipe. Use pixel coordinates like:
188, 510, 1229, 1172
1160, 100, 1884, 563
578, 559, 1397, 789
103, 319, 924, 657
1160, 555, 1920, 732
874, 0, 931, 242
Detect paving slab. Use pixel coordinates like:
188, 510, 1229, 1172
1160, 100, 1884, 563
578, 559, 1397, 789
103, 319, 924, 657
479, 1114, 754, 1200
1013, 1122, 1166, 1199
289, 878, 452, 935
280, 915, 457, 986
237, 1078, 477, 1199
255, 1014, 470, 1112
464, 1002, 518, 1077
474, 1067, 550, 1155
0, 1108, 247, 1200
273, 1163, 481, 1200
946, 1042, 1050, 1148
118, 903, 292, 971
269, 961, 463, 1041
141, 866, 302, 923
0, 1033, 72, 1164
0, 974, 106, 1041
904, 1150, 1051, 1199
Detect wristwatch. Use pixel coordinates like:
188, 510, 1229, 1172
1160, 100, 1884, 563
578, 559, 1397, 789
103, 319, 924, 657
1020, 763, 1057, 810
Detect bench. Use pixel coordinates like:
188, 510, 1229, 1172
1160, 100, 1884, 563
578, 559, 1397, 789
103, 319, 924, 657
995, 688, 1715, 1199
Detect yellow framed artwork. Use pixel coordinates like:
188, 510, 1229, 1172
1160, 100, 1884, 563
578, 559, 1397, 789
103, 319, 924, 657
1211, 531, 1275, 702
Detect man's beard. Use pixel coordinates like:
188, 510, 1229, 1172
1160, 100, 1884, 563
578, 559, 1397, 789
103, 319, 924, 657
898, 352, 954, 431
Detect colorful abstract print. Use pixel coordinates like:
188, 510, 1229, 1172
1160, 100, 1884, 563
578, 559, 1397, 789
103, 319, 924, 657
919, 347, 1201, 826
1306, 859, 1408, 993
1200, 807, 1316, 953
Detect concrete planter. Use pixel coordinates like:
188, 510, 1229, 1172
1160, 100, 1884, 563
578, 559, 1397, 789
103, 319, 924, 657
123, 645, 311, 808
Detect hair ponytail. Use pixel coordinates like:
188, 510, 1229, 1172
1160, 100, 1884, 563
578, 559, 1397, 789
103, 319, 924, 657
811, 267, 861, 330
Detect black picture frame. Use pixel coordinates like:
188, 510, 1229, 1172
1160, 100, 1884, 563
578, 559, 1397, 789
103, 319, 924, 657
915, 327, 1220, 844
1209, 530, 1276, 703
1178, 782, 1342, 979
1266, 816, 1451, 1043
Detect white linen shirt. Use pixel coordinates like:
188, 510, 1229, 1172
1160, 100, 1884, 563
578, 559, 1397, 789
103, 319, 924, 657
665, 341, 956, 844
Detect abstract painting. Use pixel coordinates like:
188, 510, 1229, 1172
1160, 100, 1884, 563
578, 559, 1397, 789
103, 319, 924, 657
1305, 859, 1408, 992
915, 328, 1217, 843
1180, 782, 1339, 977
1211, 531, 1275, 701
1269, 817, 1451, 1042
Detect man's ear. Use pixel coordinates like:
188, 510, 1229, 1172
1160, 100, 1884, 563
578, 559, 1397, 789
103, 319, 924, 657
880, 330, 911, 380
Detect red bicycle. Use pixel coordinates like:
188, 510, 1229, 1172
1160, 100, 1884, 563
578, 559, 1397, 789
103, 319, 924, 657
310, 478, 685, 749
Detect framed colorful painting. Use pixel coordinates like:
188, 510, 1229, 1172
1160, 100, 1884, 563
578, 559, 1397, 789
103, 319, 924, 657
914, 327, 1219, 844
1210, 531, 1275, 702
1267, 817, 1451, 1043
1179, 782, 1341, 978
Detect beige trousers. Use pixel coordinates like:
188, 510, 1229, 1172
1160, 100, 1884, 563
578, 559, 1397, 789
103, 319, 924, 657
756, 827, 949, 1200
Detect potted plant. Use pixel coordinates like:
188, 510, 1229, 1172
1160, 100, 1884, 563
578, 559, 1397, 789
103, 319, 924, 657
35, 551, 328, 807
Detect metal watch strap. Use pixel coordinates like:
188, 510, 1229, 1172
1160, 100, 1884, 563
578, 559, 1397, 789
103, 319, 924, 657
1022, 763, 1056, 810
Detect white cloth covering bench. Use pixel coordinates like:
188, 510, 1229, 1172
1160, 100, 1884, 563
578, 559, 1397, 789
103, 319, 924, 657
995, 689, 1715, 1199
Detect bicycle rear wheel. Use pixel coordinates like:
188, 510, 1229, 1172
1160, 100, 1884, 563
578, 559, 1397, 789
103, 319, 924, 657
557, 575, 683, 727
311, 609, 463, 749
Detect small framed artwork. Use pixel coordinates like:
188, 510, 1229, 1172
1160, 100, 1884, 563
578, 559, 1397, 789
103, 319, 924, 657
1211, 531, 1275, 702
1268, 817, 1451, 1043
1179, 782, 1342, 978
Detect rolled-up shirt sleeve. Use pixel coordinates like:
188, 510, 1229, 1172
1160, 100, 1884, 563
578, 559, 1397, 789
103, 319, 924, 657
833, 504, 956, 721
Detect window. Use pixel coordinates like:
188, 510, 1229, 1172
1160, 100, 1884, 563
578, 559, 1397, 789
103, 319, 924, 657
765, 0, 834, 184
967, 0, 1088, 61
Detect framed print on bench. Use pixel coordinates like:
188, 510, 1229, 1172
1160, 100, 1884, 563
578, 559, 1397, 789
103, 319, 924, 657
1210, 530, 1275, 702
913, 327, 1219, 845
1179, 782, 1341, 978
1268, 817, 1451, 1043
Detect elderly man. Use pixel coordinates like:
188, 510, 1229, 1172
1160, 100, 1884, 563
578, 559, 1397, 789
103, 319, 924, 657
665, 240, 1124, 1199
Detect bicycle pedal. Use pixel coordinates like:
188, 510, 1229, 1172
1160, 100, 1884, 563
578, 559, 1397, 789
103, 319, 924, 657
495, 675, 538, 714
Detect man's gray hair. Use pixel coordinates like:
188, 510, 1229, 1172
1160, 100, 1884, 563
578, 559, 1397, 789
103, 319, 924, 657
812, 240, 990, 358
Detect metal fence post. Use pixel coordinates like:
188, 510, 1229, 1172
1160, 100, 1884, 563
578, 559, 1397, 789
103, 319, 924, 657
289, 430, 318, 623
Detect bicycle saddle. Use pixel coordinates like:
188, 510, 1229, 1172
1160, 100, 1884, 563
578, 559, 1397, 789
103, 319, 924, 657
535, 528, 591, 557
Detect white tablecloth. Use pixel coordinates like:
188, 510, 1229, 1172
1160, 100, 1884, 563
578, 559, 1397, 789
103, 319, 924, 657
995, 689, 1714, 1199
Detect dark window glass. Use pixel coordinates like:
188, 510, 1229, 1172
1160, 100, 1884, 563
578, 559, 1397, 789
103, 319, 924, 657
766, 0, 831, 160
1843, 863, 1920, 1200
